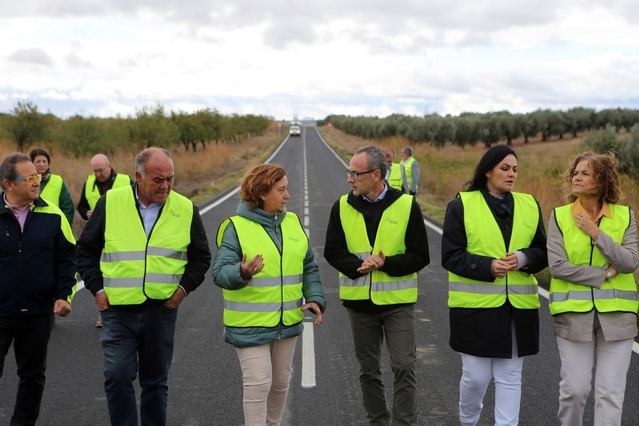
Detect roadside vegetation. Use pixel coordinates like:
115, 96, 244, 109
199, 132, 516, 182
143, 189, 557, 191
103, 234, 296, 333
0, 101, 284, 235
319, 110, 639, 225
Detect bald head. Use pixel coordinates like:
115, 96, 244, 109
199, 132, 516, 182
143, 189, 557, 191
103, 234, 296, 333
90, 153, 112, 183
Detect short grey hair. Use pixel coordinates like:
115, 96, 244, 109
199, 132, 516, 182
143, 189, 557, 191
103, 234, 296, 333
135, 147, 172, 175
354, 145, 387, 178
0, 153, 31, 189
402, 146, 413, 156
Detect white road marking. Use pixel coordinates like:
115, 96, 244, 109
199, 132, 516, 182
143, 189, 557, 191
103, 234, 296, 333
301, 322, 317, 388
301, 126, 318, 388
314, 126, 639, 356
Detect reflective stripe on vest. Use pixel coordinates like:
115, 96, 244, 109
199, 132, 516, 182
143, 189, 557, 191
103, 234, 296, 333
222, 212, 307, 327
549, 203, 638, 315
85, 173, 130, 210
100, 186, 193, 305
40, 174, 63, 207
448, 191, 540, 309
338, 194, 418, 305
387, 163, 403, 191
402, 157, 416, 190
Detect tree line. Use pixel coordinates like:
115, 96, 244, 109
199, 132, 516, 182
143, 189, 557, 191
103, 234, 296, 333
0, 102, 271, 157
321, 108, 639, 148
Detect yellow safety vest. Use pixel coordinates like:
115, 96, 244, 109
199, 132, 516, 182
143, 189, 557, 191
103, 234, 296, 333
549, 203, 638, 315
40, 174, 63, 207
387, 163, 403, 191
100, 186, 193, 305
217, 213, 306, 327
448, 191, 540, 309
402, 156, 416, 191
338, 194, 418, 305
84, 173, 130, 210
32, 201, 78, 303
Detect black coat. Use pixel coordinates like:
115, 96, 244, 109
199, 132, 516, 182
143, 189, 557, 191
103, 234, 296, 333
0, 196, 76, 317
324, 187, 430, 313
441, 189, 547, 358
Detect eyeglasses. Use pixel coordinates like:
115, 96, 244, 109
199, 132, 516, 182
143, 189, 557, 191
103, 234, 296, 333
13, 173, 42, 184
346, 169, 376, 179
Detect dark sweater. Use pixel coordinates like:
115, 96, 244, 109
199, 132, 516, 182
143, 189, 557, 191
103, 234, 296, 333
441, 189, 547, 358
324, 187, 430, 313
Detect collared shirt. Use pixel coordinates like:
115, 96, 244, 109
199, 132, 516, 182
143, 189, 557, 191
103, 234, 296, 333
363, 182, 388, 203
4, 194, 33, 232
135, 186, 163, 237
571, 198, 611, 222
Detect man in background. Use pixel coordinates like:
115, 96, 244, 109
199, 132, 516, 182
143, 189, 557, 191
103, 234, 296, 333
77, 153, 132, 220
400, 146, 421, 196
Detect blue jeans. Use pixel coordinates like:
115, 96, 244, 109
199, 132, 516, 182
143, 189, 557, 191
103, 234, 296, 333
100, 305, 178, 426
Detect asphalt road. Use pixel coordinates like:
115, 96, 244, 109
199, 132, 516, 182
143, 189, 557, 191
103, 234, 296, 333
2, 125, 639, 425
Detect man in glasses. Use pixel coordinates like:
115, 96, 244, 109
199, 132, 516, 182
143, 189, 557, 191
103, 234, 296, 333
324, 145, 430, 425
77, 147, 211, 426
77, 153, 133, 221
0, 153, 76, 425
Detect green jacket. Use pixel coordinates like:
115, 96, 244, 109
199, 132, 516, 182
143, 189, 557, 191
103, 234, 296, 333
212, 201, 326, 347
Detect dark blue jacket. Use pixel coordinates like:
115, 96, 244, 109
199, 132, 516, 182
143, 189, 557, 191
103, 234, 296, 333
0, 194, 76, 317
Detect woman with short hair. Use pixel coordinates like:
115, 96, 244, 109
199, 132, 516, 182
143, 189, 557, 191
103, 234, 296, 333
548, 152, 638, 425
212, 163, 325, 426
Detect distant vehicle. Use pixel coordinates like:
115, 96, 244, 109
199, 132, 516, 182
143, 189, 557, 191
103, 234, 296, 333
289, 125, 302, 136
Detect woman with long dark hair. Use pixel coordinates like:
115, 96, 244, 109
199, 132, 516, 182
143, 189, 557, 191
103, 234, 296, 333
441, 145, 547, 425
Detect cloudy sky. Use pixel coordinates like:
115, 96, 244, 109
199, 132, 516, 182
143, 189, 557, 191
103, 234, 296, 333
1, 1, 639, 119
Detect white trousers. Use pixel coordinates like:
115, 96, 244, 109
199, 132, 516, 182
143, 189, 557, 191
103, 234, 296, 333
556, 335, 633, 426
459, 334, 523, 426
236, 336, 298, 426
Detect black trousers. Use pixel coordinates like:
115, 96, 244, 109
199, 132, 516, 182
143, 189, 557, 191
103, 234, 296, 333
0, 314, 54, 426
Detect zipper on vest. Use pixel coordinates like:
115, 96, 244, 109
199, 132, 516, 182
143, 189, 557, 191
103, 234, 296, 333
589, 240, 596, 306
264, 216, 285, 325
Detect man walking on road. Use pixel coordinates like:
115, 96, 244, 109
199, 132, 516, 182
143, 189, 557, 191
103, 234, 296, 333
400, 147, 420, 196
384, 148, 403, 192
77, 153, 132, 221
324, 145, 430, 425
0, 153, 76, 425
78, 153, 133, 327
77, 147, 211, 426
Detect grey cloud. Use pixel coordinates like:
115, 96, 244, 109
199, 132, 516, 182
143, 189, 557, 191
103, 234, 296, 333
8, 48, 53, 66
65, 53, 93, 68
